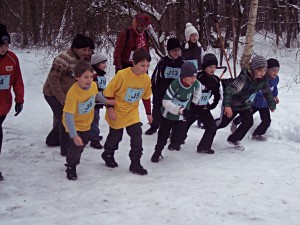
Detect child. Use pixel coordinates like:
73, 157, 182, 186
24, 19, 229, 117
231, 58, 280, 141
217, 55, 276, 151
89, 53, 108, 149
183, 54, 221, 154
151, 62, 200, 163
145, 38, 186, 135
62, 61, 114, 180
101, 48, 152, 175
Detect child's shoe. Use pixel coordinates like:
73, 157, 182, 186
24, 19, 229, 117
151, 151, 163, 163
0, 171, 4, 181
145, 126, 158, 135
90, 141, 103, 149
227, 140, 245, 151
252, 134, 267, 142
65, 164, 77, 180
129, 159, 148, 175
197, 148, 215, 154
101, 152, 118, 168
168, 143, 181, 151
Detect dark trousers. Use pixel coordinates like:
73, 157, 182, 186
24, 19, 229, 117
185, 109, 217, 150
155, 117, 186, 152
90, 108, 101, 142
66, 131, 90, 166
104, 122, 143, 160
150, 93, 163, 129
45, 115, 60, 146
218, 108, 253, 142
44, 95, 70, 154
0, 115, 7, 155
233, 106, 271, 136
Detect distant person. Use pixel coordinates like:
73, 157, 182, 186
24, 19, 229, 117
113, 13, 151, 73
231, 58, 280, 141
145, 38, 185, 135
102, 48, 152, 175
43, 34, 91, 156
62, 61, 114, 180
0, 24, 24, 181
217, 55, 276, 151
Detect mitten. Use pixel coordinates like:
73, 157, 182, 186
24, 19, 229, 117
15, 103, 23, 116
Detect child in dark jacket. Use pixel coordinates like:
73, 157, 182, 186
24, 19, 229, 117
231, 58, 280, 141
89, 53, 108, 149
145, 38, 185, 135
217, 55, 276, 151
183, 53, 221, 154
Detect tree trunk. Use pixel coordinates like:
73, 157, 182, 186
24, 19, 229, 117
29, 0, 39, 44
285, 0, 291, 48
21, 0, 28, 46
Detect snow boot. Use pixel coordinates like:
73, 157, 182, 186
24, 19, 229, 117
151, 151, 163, 163
227, 140, 245, 151
129, 159, 148, 175
101, 152, 118, 168
252, 134, 267, 142
65, 164, 77, 180
197, 148, 215, 154
90, 141, 103, 149
0, 171, 4, 181
168, 143, 181, 151
145, 126, 158, 135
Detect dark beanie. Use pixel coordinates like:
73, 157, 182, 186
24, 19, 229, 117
202, 53, 218, 70
181, 62, 197, 78
0, 24, 11, 45
267, 58, 280, 69
167, 38, 181, 51
86, 37, 95, 50
251, 55, 267, 69
71, 34, 91, 49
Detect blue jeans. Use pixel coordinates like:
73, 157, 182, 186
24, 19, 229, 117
90, 108, 101, 142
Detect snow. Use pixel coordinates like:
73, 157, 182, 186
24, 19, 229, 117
1, 37, 300, 225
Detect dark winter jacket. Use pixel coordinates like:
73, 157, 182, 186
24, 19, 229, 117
252, 75, 279, 109
222, 68, 276, 111
181, 41, 204, 70
151, 55, 185, 99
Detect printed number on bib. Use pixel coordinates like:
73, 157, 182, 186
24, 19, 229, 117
97, 76, 106, 89
124, 88, 144, 103
164, 67, 181, 79
0, 75, 10, 90
186, 59, 198, 70
78, 96, 95, 114
197, 92, 210, 105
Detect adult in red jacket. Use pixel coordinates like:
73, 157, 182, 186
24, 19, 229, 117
0, 24, 24, 181
113, 14, 151, 73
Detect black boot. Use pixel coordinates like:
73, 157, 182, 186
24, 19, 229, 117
168, 142, 181, 151
90, 141, 103, 149
0, 171, 4, 181
65, 164, 77, 180
145, 125, 158, 135
151, 151, 163, 163
129, 159, 148, 175
101, 152, 118, 168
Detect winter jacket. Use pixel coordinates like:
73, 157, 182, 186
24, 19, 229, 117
252, 75, 279, 109
151, 55, 185, 98
43, 48, 81, 103
181, 41, 204, 70
0, 51, 24, 116
113, 27, 150, 69
222, 68, 276, 111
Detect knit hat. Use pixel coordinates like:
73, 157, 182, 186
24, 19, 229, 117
180, 62, 197, 78
71, 34, 91, 49
251, 55, 268, 70
267, 58, 280, 69
86, 37, 95, 49
167, 38, 181, 51
135, 14, 151, 26
0, 24, 11, 45
184, 23, 201, 49
202, 53, 218, 70
91, 53, 107, 66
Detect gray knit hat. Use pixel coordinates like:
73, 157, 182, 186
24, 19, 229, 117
251, 55, 267, 70
91, 53, 107, 65
180, 62, 197, 78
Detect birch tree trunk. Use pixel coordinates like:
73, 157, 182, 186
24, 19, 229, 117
240, 0, 259, 69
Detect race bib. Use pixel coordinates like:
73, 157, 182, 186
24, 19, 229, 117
124, 88, 144, 103
197, 92, 210, 105
171, 98, 188, 108
246, 93, 256, 103
78, 96, 95, 114
97, 76, 106, 89
0, 75, 10, 90
186, 59, 198, 70
164, 67, 181, 79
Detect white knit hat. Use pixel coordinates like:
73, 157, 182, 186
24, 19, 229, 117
91, 53, 107, 65
184, 22, 201, 49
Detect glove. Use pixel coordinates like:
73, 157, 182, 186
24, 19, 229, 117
15, 103, 23, 116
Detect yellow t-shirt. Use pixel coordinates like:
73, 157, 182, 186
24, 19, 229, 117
63, 82, 98, 132
104, 67, 152, 129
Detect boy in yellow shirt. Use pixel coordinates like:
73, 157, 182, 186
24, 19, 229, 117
62, 61, 114, 180
102, 48, 152, 175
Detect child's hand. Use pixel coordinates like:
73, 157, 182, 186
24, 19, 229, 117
270, 108, 275, 112
106, 99, 116, 106
224, 106, 233, 118
73, 136, 84, 146
275, 96, 279, 104
107, 107, 116, 121
147, 115, 153, 124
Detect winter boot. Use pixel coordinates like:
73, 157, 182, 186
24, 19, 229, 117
145, 126, 158, 135
168, 143, 181, 151
151, 151, 163, 163
129, 159, 148, 175
65, 164, 77, 180
90, 141, 103, 149
252, 134, 267, 142
101, 152, 118, 168
0, 171, 4, 181
197, 148, 215, 154
227, 140, 245, 151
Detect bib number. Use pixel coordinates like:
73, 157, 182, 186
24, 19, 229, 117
97, 76, 106, 89
186, 59, 198, 70
164, 67, 181, 79
197, 92, 210, 105
78, 96, 95, 114
0, 75, 10, 90
171, 98, 188, 108
124, 88, 144, 103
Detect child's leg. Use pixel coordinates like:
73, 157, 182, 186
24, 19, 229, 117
154, 118, 173, 152
217, 109, 237, 129
90, 108, 100, 142
126, 123, 143, 160
0, 115, 6, 154
253, 108, 271, 136
181, 106, 198, 142
169, 120, 187, 148
197, 111, 217, 151
145, 94, 162, 134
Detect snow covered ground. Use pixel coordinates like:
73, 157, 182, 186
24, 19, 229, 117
1, 37, 300, 225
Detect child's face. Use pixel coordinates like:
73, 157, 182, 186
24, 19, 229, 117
0, 43, 9, 55
253, 67, 267, 79
189, 33, 198, 43
182, 76, 196, 86
267, 68, 279, 79
169, 48, 181, 59
204, 65, 217, 75
76, 70, 94, 89
132, 59, 150, 75
98, 61, 107, 71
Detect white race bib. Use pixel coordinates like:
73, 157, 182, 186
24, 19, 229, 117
78, 96, 95, 114
0, 75, 10, 90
